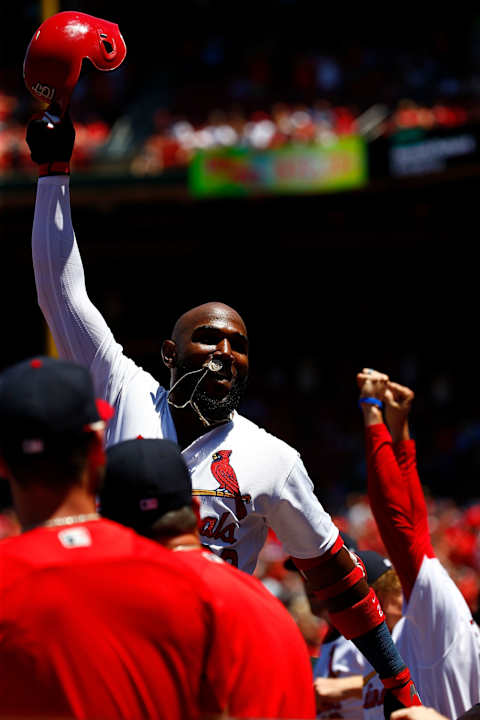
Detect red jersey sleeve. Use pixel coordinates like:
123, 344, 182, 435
393, 438, 433, 550
365, 424, 434, 601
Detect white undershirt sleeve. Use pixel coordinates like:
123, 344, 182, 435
32, 176, 130, 404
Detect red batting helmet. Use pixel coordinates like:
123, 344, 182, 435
23, 11, 127, 110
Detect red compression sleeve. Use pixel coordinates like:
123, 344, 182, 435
295, 540, 411, 679
329, 587, 385, 639
366, 425, 433, 601
294, 537, 385, 639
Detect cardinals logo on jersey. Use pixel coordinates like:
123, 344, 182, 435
211, 450, 248, 521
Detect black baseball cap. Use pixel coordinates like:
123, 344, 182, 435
356, 550, 392, 584
0, 356, 114, 456
100, 438, 192, 534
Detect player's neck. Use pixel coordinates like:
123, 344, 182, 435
12, 481, 97, 532
170, 405, 226, 450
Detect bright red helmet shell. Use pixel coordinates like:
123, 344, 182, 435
23, 11, 127, 109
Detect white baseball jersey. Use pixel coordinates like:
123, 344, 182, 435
314, 632, 370, 720
317, 557, 480, 720
32, 176, 339, 574
392, 556, 480, 718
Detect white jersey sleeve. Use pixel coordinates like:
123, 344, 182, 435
266, 455, 339, 559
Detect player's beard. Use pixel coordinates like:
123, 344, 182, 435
192, 374, 248, 423
168, 362, 248, 424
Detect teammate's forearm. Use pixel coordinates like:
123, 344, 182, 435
361, 404, 383, 427
389, 418, 411, 444
314, 675, 364, 704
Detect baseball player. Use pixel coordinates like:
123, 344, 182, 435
25, 103, 422, 712
0, 356, 250, 719
99, 436, 317, 719
355, 368, 480, 719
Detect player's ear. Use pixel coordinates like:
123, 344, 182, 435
161, 340, 177, 369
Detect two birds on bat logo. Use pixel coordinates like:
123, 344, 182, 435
210, 450, 250, 520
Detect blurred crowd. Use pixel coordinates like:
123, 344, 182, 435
128, 99, 476, 177
1, 88, 478, 177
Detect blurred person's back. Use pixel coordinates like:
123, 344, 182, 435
0, 519, 227, 719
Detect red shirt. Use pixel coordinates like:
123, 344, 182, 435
0, 519, 227, 719
175, 547, 316, 719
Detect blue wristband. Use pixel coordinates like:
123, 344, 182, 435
358, 397, 384, 409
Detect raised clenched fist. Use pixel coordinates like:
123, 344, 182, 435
357, 368, 389, 402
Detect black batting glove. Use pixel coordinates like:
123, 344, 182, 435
26, 105, 75, 176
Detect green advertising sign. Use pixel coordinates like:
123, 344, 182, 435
189, 136, 367, 197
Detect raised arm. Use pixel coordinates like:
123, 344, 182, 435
357, 370, 434, 601
387, 381, 434, 563
27, 110, 129, 403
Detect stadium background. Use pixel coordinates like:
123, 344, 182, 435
2, 2, 480, 637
